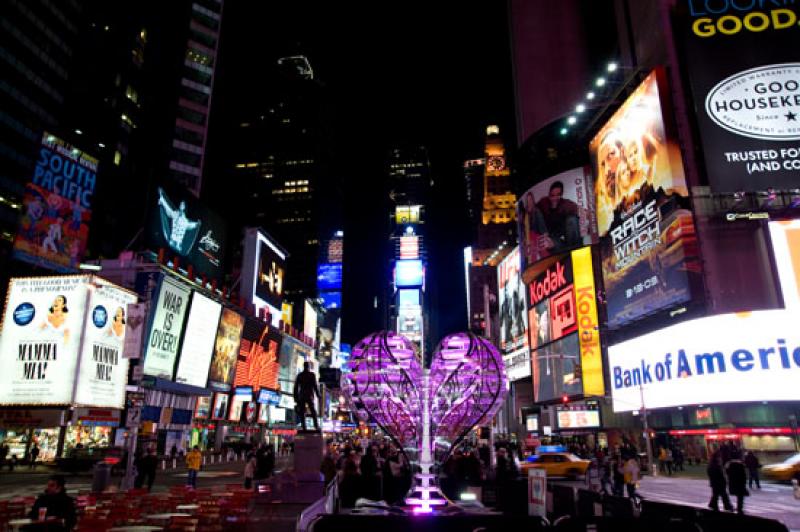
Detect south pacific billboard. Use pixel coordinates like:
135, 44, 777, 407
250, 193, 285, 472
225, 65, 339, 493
13, 133, 98, 272
680, 1, 800, 192
590, 69, 702, 329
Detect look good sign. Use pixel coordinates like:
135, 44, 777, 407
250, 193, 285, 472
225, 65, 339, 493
142, 276, 189, 380
609, 309, 800, 412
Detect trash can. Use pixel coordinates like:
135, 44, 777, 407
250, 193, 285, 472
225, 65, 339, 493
92, 461, 112, 493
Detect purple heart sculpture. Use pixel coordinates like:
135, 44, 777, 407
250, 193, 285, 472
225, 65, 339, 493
343, 331, 507, 512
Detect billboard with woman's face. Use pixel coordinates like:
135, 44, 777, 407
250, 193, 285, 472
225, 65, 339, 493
208, 309, 245, 391
590, 68, 702, 329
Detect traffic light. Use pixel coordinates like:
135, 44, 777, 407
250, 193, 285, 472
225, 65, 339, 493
561, 394, 569, 404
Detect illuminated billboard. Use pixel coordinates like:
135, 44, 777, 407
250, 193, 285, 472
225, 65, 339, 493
395, 259, 424, 288
142, 276, 189, 380
241, 229, 286, 326
517, 167, 596, 272
0, 275, 135, 407
556, 403, 601, 429
769, 220, 800, 310
527, 247, 604, 401
208, 308, 245, 392
211, 392, 229, 420
279, 334, 312, 392
13, 133, 98, 272
681, 3, 800, 192
234, 318, 281, 392
317, 263, 342, 291
590, 69, 701, 329
145, 183, 227, 280
498, 246, 528, 353
228, 387, 252, 422
395, 205, 421, 224
320, 291, 341, 309
175, 292, 222, 387
400, 235, 419, 260
303, 301, 318, 344
609, 309, 800, 412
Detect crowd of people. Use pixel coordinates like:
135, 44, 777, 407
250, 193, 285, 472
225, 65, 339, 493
706, 442, 760, 515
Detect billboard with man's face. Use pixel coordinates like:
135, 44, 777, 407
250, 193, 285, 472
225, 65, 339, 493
517, 167, 596, 274
590, 69, 702, 329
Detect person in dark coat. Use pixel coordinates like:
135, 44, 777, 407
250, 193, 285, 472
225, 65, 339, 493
744, 451, 761, 489
359, 445, 380, 500
338, 459, 362, 508
726, 451, 749, 514
30, 475, 76, 530
707, 453, 733, 512
138, 448, 158, 491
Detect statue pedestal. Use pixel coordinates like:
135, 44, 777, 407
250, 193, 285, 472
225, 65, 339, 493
293, 430, 325, 481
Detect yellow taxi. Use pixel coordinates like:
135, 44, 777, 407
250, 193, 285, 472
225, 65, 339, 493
762, 453, 800, 482
520, 450, 591, 479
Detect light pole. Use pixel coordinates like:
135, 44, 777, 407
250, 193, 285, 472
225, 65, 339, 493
639, 384, 656, 477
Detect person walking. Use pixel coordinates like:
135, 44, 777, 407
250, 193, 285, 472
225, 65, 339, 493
707, 453, 733, 512
0, 442, 8, 470
186, 446, 202, 489
140, 448, 158, 492
726, 450, 749, 514
744, 451, 761, 489
29, 443, 40, 469
622, 455, 642, 504
244, 452, 257, 489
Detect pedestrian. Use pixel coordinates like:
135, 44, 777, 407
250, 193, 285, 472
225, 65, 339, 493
744, 450, 761, 489
30, 443, 40, 469
244, 452, 257, 489
600, 458, 613, 495
320, 448, 338, 485
612, 456, 625, 497
186, 445, 202, 489
359, 444, 380, 500
707, 453, 733, 512
726, 450, 749, 514
622, 455, 642, 504
170, 444, 178, 460
338, 457, 363, 508
30, 475, 76, 531
673, 446, 684, 472
140, 448, 158, 492
494, 447, 517, 512
0, 442, 8, 469
7, 453, 17, 472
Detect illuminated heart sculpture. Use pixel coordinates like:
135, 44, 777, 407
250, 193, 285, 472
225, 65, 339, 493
342, 331, 507, 511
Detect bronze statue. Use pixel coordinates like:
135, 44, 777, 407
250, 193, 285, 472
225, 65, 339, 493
293, 361, 320, 431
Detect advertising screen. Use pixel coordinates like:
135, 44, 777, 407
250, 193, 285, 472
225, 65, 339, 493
228, 387, 252, 422
769, 220, 800, 310
234, 318, 281, 392
680, 2, 800, 192
145, 182, 227, 280
317, 263, 342, 291
211, 392, 229, 420
590, 69, 701, 329
395, 259, 424, 288
398, 289, 420, 307
609, 309, 800, 412
241, 229, 286, 325
279, 334, 310, 392
517, 167, 597, 272
175, 292, 222, 387
258, 403, 269, 424
74, 278, 137, 408
142, 276, 190, 380
303, 301, 318, 343
400, 235, 419, 260
0, 276, 84, 405
194, 396, 210, 419
320, 291, 342, 309
12, 133, 98, 272
208, 309, 245, 391
556, 405, 601, 429
498, 246, 528, 354
531, 334, 581, 402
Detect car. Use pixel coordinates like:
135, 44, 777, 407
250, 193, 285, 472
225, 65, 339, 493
762, 453, 800, 482
520, 452, 591, 479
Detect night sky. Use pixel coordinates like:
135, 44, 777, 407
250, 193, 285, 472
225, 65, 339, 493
214, 2, 517, 347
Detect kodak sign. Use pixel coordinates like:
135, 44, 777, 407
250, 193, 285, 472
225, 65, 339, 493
571, 247, 604, 396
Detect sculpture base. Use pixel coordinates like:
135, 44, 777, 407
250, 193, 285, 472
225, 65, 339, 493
293, 430, 325, 481
405, 473, 448, 514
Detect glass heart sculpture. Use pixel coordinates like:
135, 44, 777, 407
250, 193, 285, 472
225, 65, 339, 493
342, 331, 508, 512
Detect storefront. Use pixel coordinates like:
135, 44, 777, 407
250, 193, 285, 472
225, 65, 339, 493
0, 409, 65, 462
669, 427, 797, 462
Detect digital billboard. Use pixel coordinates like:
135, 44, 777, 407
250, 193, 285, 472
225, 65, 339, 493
609, 309, 800, 412
317, 263, 342, 291
0, 276, 135, 407
208, 308, 245, 392
13, 133, 98, 272
769, 220, 800, 310
498, 246, 528, 354
175, 292, 222, 387
517, 167, 597, 273
527, 248, 604, 401
194, 396, 210, 419
241, 229, 286, 326
234, 318, 281, 392
681, 2, 800, 192
142, 276, 189, 380
228, 387, 252, 422
211, 392, 229, 420
320, 291, 342, 309
145, 183, 227, 280
74, 278, 137, 408
395, 259, 424, 288
590, 69, 701, 329
278, 334, 311, 392
555, 403, 601, 429
303, 301, 318, 343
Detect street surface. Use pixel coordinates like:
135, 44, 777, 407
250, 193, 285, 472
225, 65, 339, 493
554, 467, 800, 531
